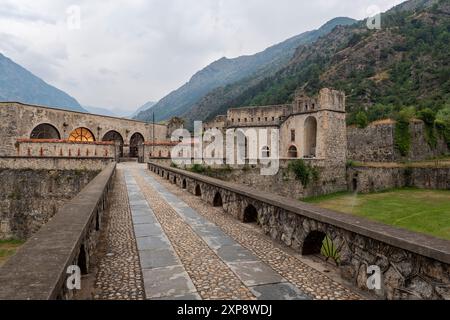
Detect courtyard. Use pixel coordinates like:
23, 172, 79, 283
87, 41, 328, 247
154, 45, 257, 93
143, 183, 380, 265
304, 188, 450, 241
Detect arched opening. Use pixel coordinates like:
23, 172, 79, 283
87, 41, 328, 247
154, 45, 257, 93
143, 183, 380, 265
69, 127, 95, 142
78, 244, 88, 275
30, 123, 60, 139
243, 204, 258, 223
261, 146, 270, 158
352, 178, 358, 192
102, 130, 124, 157
302, 231, 326, 255
166, 172, 170, 180
213, 192, 223, 207
173, 176, 177, 184
130, 132, 144, 158
182, 179, 187, 189
195, 185, 202, 197
304, 117, 317, 158
288, 145, 298, 158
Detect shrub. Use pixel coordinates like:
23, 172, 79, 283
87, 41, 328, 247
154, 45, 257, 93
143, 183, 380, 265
190, 164, 205, 174
394, 107, 415, 156
418, 108, 437, 148
288, 160, 320, 187
355, 111, 369, 128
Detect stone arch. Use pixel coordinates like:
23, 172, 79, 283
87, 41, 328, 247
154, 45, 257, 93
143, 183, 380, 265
302, 230, 326, 255
195, 184, 202, 197
182, 179, 187, 189
102, 130, 124, 157
30, 123, 61, 140
243, 204, 258, 223
69, 127, 95, 142
173, 176, 177, 184
213, 191, 223, 207
304, 116, 317, 158
130, 132, 144, 157
288, 145, 298, 158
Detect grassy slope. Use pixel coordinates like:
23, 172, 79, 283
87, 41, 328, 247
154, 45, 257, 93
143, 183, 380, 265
304, 188, 450, 240
0, 239, 24, 266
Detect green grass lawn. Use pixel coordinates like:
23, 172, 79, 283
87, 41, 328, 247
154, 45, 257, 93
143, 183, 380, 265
0, 239, 24, 266
304, 188, 450, 241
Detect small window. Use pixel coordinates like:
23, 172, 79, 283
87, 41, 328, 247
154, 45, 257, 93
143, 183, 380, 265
232, 119, 234, 123
244, 118, 247, 122
258, 117, 261, 122
291, 129, 296, 142
272, 117, 275, 121
238, 119, 241, 123
265, 117, 268, 121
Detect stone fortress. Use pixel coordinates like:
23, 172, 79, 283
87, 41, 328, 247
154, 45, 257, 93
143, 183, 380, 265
0, 88, 449, 301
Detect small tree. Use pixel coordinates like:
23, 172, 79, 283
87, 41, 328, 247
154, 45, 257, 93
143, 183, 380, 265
355, 111, 369, 128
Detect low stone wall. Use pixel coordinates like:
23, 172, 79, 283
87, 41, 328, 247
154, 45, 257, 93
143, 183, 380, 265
348, 165, 450, 193
148, 162, 450, 300
0, 156, 114, 171
150, 158, 347, 199
16, 139, 118, 160
0, 167, 101, 239
0, 163, 115, 300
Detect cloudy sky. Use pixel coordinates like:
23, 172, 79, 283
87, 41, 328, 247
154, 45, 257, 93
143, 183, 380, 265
0, 0, 404, 114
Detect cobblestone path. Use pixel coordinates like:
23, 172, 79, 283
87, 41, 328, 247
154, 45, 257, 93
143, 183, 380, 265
93, 167, 145, 300
94, 163, 361, 300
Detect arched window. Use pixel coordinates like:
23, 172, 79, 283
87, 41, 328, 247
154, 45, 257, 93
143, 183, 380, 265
69, 127, 95, 142
304, 116, 317, 158
30, 123, 60, 139
288, 146, 298, 158
102, 131, 124, 157
261, 146, 270, 158
130, 133, 144, 157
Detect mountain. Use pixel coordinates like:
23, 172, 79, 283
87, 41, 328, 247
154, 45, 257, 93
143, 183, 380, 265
84, 106, 118, 117
0, 53, 86, 112
192, 0, 448, 127
135, 17, 357, 123
131, 101, 156, 118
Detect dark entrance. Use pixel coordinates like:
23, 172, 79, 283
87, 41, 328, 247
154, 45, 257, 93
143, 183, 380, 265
130, 133, 144, 158
243, 204, 258, 223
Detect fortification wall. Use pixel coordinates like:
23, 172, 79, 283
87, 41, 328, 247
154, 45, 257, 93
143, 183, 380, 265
348, 165, 450, 193
347, 121, 449, 162
0, 168, 100, 239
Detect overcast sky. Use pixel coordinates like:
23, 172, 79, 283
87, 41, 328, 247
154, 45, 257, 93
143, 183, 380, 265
0, 0, 404, 114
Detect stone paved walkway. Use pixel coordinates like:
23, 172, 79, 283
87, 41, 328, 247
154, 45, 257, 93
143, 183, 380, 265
93, 167, 145, 300
94, 163, 361, 300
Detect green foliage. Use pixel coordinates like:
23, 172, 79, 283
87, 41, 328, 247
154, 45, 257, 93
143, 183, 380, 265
394, 107, 415, 156
355, 111, 369, 128
435, 105, 450, 147
321, 236, 341, 266
189, 164, 206, 174
170, 162, 179, 168
418, 108, 437, 148
288, 160, 319, 187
